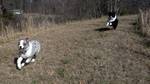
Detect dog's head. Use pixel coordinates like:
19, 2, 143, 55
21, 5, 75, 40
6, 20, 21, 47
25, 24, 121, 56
18, 38, 29, 50
108, 12, 116, 17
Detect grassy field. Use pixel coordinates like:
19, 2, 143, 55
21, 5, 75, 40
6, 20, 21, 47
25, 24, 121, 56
0, 15, 149, 84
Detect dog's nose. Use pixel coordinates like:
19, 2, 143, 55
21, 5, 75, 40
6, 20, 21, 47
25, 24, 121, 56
19, 46, 22, 49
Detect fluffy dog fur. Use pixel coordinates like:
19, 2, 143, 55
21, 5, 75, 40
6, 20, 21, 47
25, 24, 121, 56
16, 38, 41, 70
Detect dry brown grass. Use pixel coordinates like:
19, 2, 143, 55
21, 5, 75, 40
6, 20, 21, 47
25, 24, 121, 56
0, 15, 149, 84
0, 14, 57, 44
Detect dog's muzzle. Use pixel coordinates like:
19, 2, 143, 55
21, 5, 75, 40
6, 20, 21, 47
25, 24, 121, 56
19, 47, 26, 54
19, 45, 25, 49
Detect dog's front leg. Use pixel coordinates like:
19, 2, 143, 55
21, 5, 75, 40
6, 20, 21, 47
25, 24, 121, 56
25, 58, 32, 64
17, 56, 24, 70
106, 22, 109, 26
109, 22, 112, 26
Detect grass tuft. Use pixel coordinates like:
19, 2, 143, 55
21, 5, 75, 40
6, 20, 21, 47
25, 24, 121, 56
60, 59, 70, 65
56, 68, 65, 78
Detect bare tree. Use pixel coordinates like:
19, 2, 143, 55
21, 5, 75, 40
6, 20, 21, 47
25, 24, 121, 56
107, 0, 120, 13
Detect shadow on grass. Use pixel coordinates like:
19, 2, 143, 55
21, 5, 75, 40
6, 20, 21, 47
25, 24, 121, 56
14, 57, 19, 70
14, 57, 17, 65
94, 27, 112, 32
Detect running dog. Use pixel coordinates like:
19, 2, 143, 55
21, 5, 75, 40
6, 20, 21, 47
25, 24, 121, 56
16, 38, 41, 70
106, 12, 118, 29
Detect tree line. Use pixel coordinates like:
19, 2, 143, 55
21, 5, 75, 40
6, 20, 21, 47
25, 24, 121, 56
0, 0, 149, 17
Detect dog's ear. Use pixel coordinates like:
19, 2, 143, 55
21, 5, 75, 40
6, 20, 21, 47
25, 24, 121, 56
25, 37, 29, 41
108, 12, 111, 17
18, 39, 22, 46
18, 38, 23, 44
25, 38, 29, 43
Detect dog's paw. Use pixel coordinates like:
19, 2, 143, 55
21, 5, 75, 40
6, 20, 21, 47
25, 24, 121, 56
31, 59, 35, 62
16, 65, 22, 70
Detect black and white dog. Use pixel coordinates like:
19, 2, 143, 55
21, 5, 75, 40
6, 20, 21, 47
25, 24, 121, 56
16, 38, 41, 70
106, 12, 118, 29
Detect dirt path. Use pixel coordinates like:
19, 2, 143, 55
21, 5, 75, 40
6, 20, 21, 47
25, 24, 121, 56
0, 15, 149, 84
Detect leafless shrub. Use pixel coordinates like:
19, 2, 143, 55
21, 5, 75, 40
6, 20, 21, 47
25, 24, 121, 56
138, 8, 150, 36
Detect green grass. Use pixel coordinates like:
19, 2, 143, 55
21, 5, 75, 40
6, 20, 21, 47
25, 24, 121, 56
56, 68, 65, 78
31, 80, 37, 84
60, 59, 70, 65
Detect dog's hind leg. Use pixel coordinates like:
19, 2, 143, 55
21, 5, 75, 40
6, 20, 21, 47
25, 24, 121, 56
31, 58, 35, 62
31, 54, 37, 62
113, 19, 118, 30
